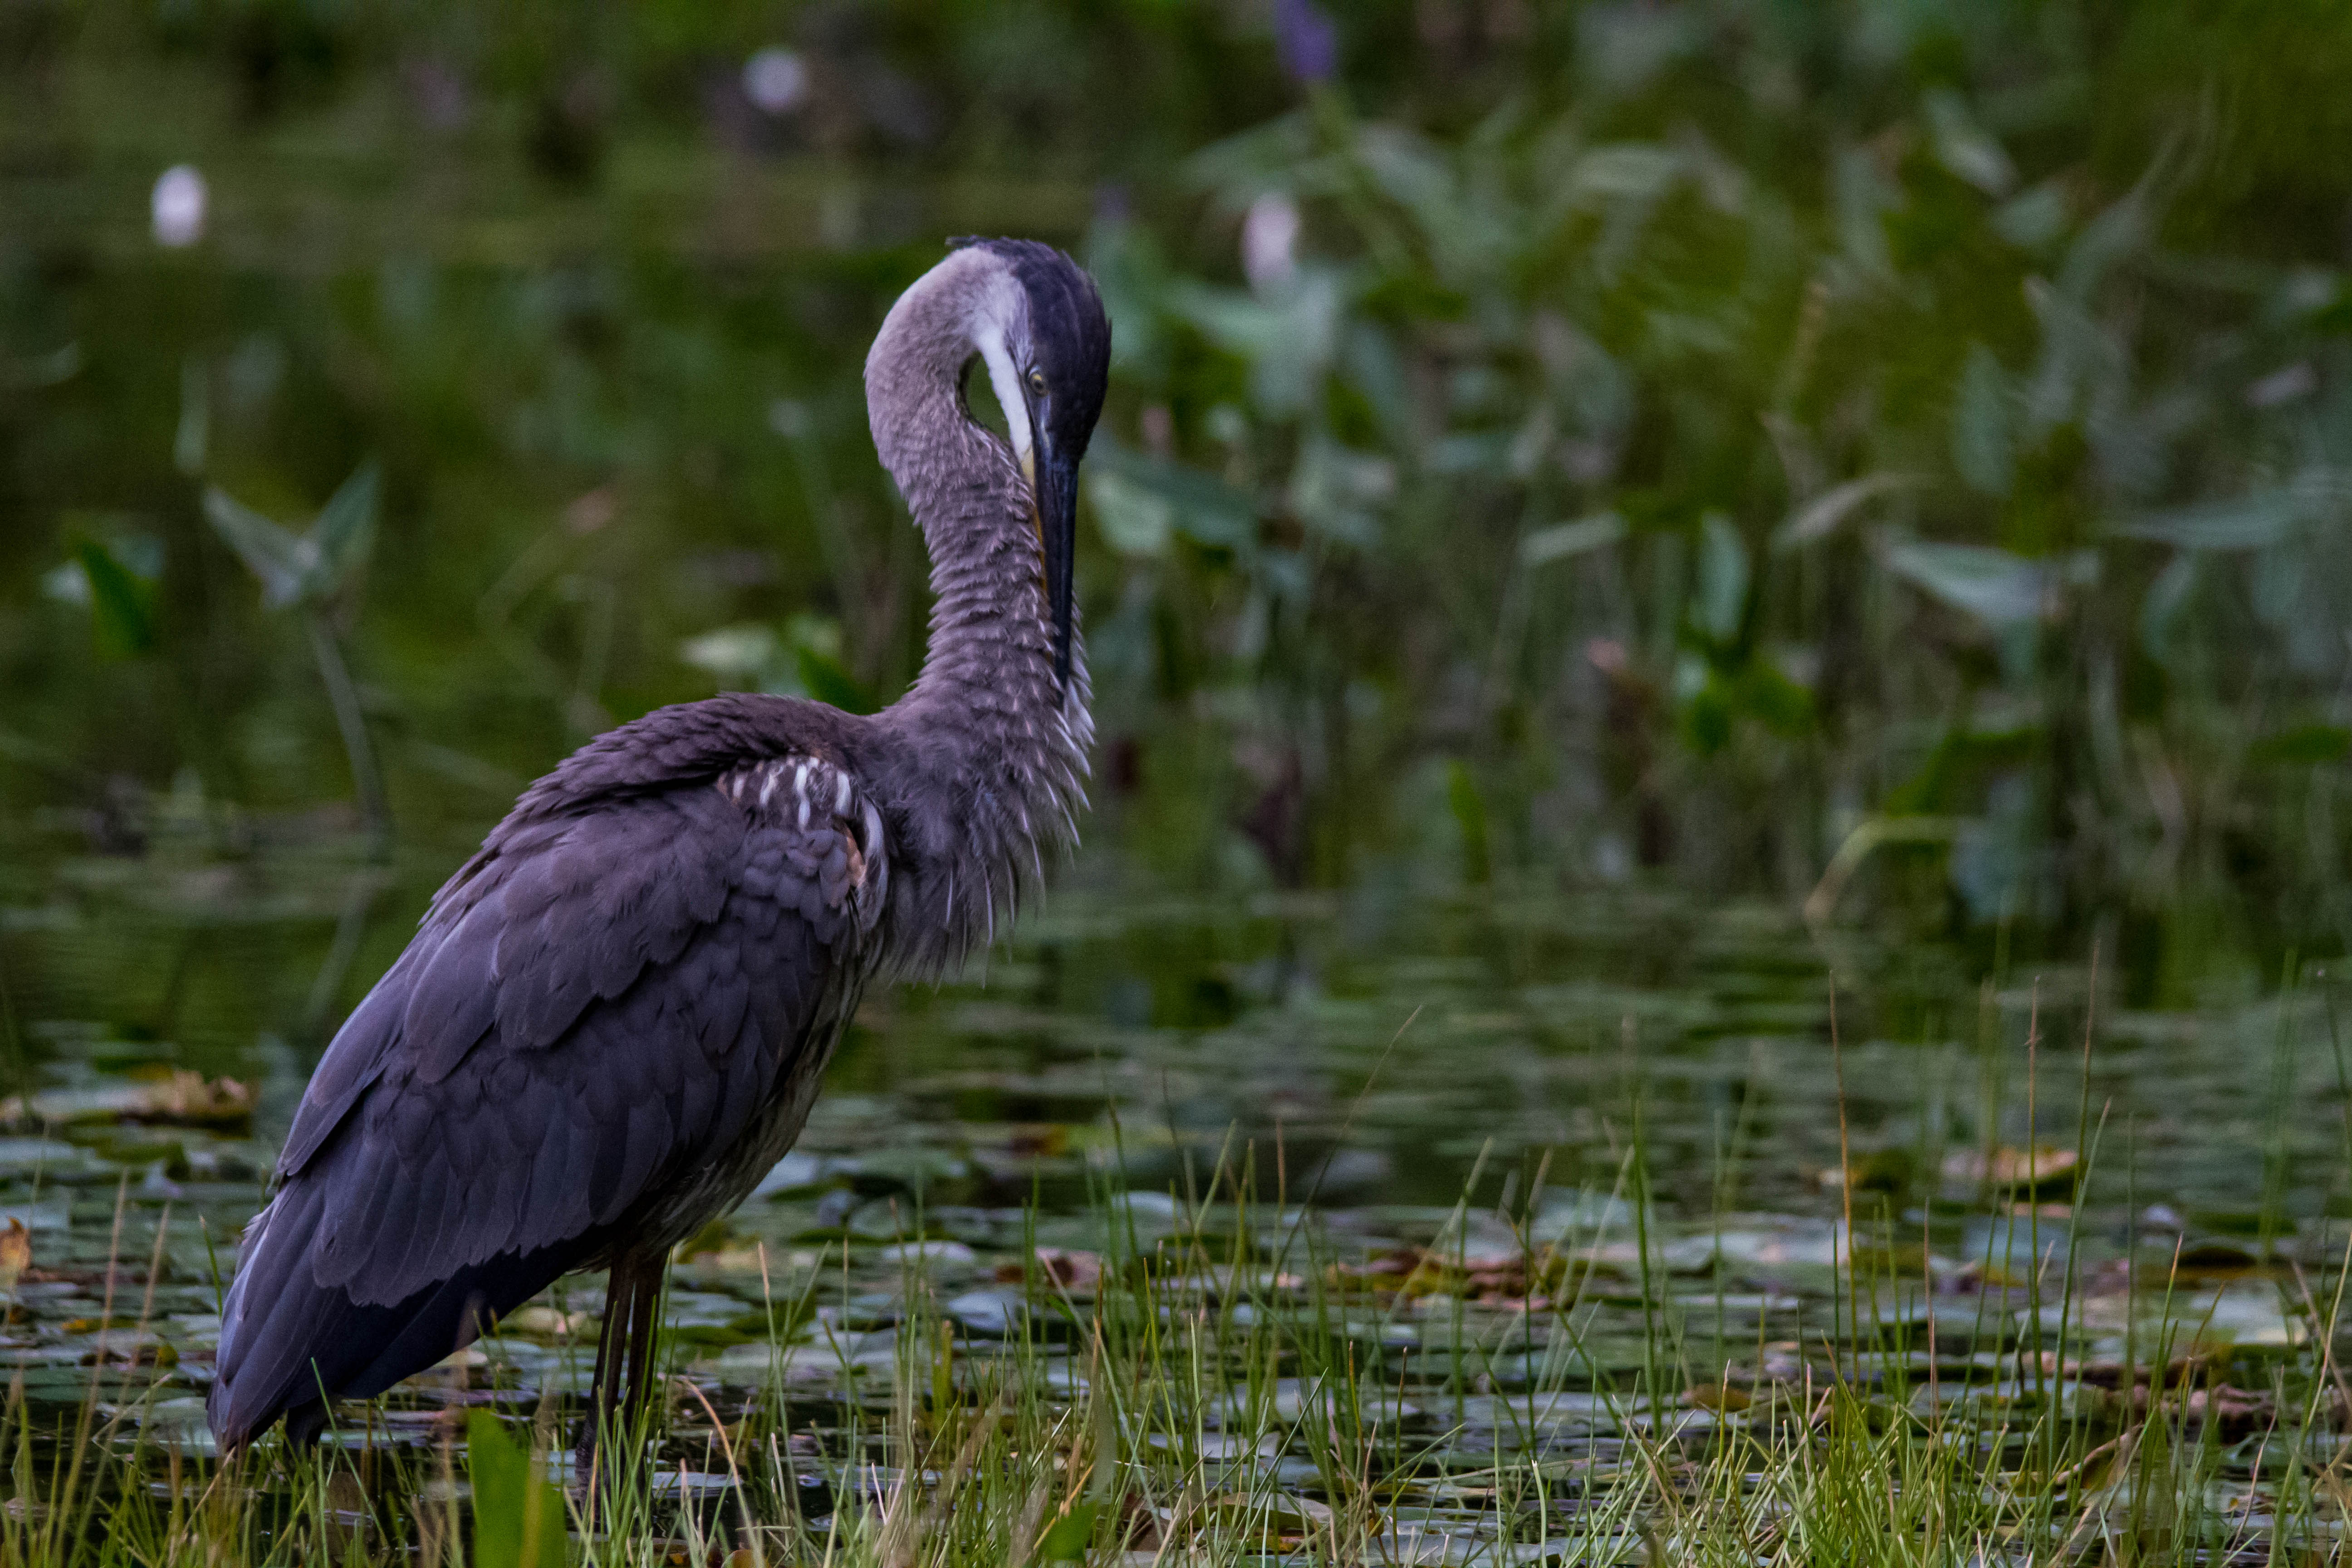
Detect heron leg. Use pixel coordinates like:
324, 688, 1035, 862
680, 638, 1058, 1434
576, 1249, 668, 1497
619, 1255, 667, 1420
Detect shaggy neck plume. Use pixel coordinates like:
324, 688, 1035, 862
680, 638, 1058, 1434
862, 250, 1092, 975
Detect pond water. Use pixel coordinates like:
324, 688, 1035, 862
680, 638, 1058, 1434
0, 791, 2345, 1553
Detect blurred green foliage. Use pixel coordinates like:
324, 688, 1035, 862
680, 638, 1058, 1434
4, 0, 2352, 988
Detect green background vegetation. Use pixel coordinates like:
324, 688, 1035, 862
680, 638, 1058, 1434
6, 0, 2352, 998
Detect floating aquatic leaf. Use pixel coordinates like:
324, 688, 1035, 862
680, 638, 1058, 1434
2195, 1283, 2305, 1348
946, 1288, 1027, 1336
0, 1072, 253, 1131
751, 1150, 830, 1197
497, 1306, 587, 1340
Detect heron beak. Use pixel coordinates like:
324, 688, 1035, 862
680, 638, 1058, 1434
1034, 443, 1080, 689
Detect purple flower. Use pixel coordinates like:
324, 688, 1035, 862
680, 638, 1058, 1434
1274, 0, 1338, 84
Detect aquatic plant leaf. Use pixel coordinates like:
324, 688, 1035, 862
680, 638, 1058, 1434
4, 341, 79, 390
1446, 760, 1490, 884
1171, 272, 1342, 415
1035, 1502, 1099, 1560
1339, 321, 1413, 444
1576, 3, 1699, 95
1950, 345, 2014, 498
72, 540, 156, 657
1879, 540, 2046, 627
1774, 473, 1923, 550
2112, 490, 2301, 551
1087, 467, 1176, 556
1284, 432, 1392, 545
1522, 512, 1625, 566
793, 644, 876, 715
1924, 88, 2016, 196
2196, 1283, 2306, 1348
1693, 513, 1747, 643
1354, 124, 1460, 245
1833, 146, 1899, 279
2249, 723, 2351, 765
2137, 552, 2200, 665
2058, 179, 2151, 304
1569, 143, 1685, 205
467, 1410, 567, 1568
1993, 182, 2070, 249
202, 487, 309, 608
1198, 1492, 1333, 1547
307, 461, 380, 598
1178, 107, 1318, 198
1085, 442, 1258, 551
678, 624, 778, 679
1730, 660, 1814, 737
173, 358, 208, 476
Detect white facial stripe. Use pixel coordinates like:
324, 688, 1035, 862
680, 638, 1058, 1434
968, 275, 1034, 464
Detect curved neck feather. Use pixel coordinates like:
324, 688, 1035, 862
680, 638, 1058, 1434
862, 252, 1092, 974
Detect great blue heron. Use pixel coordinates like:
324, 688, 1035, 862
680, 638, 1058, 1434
206, 239, 1112, 1460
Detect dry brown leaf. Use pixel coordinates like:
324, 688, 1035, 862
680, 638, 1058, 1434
0, 1071, 254, 1131
0, 1219, 29, 1293
996, 1248, 1104, 1292
1942, 1145, 2080, 1193
137, 1071, 255, 1127
1687, 1381, 1752, 1412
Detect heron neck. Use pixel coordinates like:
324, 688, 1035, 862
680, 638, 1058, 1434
897, 407, 1090, 744
867, 368, 1091, 974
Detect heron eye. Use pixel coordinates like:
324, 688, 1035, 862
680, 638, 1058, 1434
1027, 370, 1047, 394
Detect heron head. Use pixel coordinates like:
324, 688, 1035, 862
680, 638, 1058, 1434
949, 236, 1112, 688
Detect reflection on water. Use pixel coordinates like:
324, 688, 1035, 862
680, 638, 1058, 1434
6, 798, 2338, 1230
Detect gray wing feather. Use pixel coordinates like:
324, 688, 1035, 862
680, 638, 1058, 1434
210, 707, 888, 1444
285, 764, 876, 1308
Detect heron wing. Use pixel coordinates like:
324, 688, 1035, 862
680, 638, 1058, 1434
276, 789, 741, 1184
211, 750, 886, 1439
